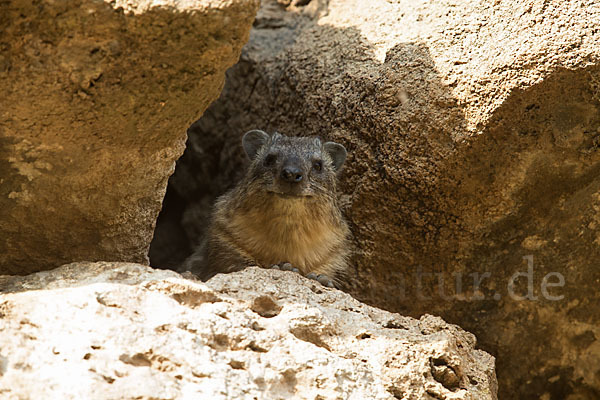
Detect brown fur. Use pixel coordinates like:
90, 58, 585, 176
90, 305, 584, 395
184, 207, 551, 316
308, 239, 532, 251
183, 131, 351, 286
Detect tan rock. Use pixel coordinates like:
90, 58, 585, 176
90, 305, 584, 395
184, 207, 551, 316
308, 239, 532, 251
0, 0, 259, 275
0, 262, 497, 399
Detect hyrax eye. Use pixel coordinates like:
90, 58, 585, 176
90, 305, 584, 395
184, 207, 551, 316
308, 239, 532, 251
312, 160, 323, 172
264, 154, 277, 167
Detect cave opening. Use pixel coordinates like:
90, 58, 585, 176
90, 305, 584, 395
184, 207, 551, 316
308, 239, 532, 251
148, 118, 247, 271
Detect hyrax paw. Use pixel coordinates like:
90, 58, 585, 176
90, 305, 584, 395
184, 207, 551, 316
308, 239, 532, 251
270, 263, 335, 287
306, 272, 336, 288
270, 262, 299, 273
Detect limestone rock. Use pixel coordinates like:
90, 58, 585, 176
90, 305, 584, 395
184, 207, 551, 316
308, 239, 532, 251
0, 0, 260, 274
151, 0, 600, 398
0, 262, 497, 399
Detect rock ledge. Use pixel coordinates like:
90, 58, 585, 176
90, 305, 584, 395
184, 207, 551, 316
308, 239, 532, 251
0, 262, 497, 399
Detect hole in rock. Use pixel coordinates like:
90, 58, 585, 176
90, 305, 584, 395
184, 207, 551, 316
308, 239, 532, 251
149, 114, 249, 272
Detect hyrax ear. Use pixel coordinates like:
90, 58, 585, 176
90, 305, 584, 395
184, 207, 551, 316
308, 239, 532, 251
242, 130, 270, 160
324, 142, 347, 172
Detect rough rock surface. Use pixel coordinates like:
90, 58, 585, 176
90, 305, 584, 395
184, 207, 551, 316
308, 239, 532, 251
0, 0, 259, 275
151, 0, 600, 398
0, 262, 497, 399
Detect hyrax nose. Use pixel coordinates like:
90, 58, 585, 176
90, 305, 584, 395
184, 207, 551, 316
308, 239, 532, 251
281, 166, 303, 183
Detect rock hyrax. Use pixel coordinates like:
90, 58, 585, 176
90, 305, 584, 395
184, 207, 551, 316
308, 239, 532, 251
183, 130, 351, 287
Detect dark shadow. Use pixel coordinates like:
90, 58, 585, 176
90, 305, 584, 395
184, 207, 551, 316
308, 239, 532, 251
148, 188, 190, 269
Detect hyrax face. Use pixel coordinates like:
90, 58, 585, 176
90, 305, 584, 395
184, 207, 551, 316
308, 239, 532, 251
242, 130, 347, 198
